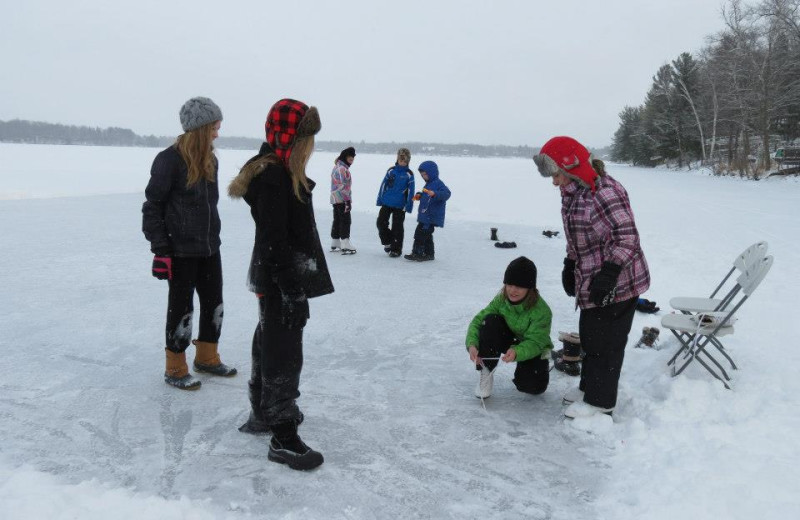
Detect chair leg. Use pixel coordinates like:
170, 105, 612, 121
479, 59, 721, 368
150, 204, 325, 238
696, 341, 732, 381
667, 329, 692, 366
693, 353, 731, 389
709, 336, 737, 370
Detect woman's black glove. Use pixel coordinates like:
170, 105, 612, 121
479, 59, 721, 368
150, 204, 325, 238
589, 262, 622, 307
562, 258, 576, 297
280, 291, 308, 329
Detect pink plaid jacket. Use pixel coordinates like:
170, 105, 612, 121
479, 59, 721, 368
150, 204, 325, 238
561, 174, 650, 309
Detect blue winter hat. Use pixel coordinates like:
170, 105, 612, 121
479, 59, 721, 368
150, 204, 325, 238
418, 160, 439, 178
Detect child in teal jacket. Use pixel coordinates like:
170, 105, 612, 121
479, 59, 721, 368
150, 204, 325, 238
466, 256, 553, 398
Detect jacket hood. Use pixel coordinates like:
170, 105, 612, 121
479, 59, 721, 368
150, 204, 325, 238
228, 142, 274, 199
418, 160, 439, 182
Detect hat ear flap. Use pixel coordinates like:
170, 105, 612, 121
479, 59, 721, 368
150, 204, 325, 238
533, 153, 562, 177
296, 106, 321, 137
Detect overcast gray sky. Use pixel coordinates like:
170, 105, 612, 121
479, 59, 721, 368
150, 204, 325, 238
0, 0, 728, 147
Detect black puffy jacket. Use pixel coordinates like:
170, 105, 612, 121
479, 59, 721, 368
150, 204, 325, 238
142, 145, 221, 257
228, 143, 334, 299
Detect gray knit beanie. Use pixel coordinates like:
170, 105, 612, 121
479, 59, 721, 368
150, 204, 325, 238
179, 96, 223, 132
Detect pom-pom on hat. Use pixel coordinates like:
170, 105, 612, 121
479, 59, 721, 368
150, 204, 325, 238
504, 256, 537, 289
533, 136, 598, 192
265, 99, 321, 165
179, 97, 223, 132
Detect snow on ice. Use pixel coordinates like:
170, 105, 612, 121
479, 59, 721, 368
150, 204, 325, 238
0, 143, 798, 519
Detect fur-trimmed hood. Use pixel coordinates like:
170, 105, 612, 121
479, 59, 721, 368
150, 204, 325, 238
228, 142, 277, 199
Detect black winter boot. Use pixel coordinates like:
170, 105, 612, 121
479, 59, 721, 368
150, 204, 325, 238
268, 421, 323, 471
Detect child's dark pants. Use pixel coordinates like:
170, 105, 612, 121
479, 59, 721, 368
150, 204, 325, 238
412, 223, 435, 258
376, 206, 406, 253
166, 252, 223, 353
331, 203, 351, 239
476, 314, 549, 395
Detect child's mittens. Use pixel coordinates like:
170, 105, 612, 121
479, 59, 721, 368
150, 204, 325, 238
422, 188, 435, 197
413, 192, 422, 201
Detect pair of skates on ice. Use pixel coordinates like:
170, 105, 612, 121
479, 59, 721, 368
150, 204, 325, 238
330, 238, 356, 255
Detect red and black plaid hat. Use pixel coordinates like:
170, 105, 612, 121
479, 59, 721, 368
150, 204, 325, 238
265, 99, 321, 165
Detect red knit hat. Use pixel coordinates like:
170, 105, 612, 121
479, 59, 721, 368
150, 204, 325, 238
533, 136, 598, 192
265, 99, 321, 165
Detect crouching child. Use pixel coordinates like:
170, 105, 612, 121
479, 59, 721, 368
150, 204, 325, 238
465, 256, 553, 398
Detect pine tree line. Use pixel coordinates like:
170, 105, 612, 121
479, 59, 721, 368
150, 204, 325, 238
611, 0, 800, 178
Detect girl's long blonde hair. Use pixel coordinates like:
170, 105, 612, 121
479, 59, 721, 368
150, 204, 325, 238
287, 135, 314, 201
176, 122, 217, 187
499, 285, 540, 310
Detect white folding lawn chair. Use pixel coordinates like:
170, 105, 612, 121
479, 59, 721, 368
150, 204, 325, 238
662, 254, 773, 389
670, 241, 768, 314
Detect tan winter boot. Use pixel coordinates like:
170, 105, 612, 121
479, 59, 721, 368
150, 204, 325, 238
192, 340, 237, 377
165, 350, 201, 390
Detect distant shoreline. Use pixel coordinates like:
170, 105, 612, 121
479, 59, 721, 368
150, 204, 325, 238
0, 119, 611, 159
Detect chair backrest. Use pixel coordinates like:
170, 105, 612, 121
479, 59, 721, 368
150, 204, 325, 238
706, 255, 773, 332
733, 241, 769, 274
709, 241, 769, 300
740, 255, 773, 296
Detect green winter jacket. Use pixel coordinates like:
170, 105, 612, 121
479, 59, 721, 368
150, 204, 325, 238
465, 293, 554, 362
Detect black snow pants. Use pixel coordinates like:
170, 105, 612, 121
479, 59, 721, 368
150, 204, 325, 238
376, 205, 406, 253
476, 314, 549, 395
411, 223, 435, 258
247, 281, 307, 426
578, 296, 637, 409
331, 202, 351, 240
165, 252, 223, 353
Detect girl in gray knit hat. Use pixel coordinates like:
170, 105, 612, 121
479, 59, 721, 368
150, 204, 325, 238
142, 96, 235, 390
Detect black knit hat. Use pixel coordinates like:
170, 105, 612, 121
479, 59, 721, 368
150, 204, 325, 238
337, 147, 356, 163
503, 256, 537, 289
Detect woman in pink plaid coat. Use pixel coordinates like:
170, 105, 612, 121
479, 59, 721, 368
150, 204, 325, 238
534, 136, 650, 419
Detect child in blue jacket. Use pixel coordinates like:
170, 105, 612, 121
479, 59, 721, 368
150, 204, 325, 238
405, 160, 451, 261
376, 148, 415, 257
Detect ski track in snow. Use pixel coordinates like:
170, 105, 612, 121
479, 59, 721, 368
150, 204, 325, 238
1, 144, 799, 519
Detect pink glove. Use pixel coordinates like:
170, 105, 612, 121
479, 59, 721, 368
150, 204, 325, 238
152, 256, 172, 280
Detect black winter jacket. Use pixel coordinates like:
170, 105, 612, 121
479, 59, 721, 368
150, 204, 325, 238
228, 143, 334, 298
141, 145, 221, 257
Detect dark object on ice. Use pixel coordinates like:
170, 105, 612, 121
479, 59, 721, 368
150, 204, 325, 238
634, 326, 660, 348
542, 230, 560, 238
494, 241, 517, 249
636, 298, 660, 313
552, 331, 582, 375
553, 356, 581, 376
490, 227, 499, 241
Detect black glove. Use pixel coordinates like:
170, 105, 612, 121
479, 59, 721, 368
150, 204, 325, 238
344, 200, 352, 213
562, 258, 576, 297
280, 291, 308, 329
589, 262, 622, 307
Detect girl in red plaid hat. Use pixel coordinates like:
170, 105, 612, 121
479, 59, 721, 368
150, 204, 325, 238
534, 136, 650, 419
228, 98, 333, 471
